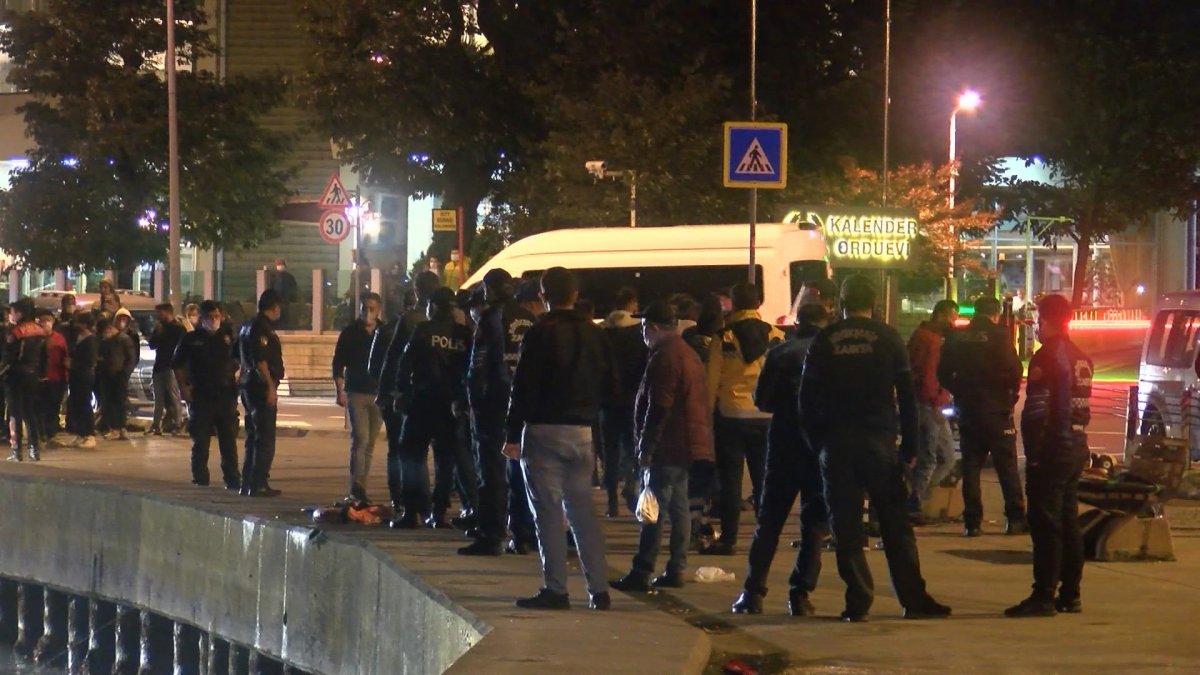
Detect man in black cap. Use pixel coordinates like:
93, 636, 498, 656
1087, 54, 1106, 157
799, 275, 950, 622
1006, 294, 1092, 617
174, 301, 241, 489
390, 286, 472, 528
460, 269, 537, 555
237, 289, 285, 497
939, 296, 1027, 536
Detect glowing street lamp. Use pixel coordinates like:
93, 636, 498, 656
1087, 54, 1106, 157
948, 89, 981, 209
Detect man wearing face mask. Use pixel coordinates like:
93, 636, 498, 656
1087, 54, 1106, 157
333, 292, 386, 502
174, 301, 241, 489
237, 290, 285, 497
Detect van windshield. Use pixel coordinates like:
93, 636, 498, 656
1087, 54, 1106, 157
1145, 310, 1200, 368
789, 260, 829, 303
527, 265, 763, 318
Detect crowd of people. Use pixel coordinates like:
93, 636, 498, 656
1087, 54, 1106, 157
329, 264, 1093, 619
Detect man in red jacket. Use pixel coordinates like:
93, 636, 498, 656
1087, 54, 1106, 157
36, 310, 69, 444
906, 300, 958, 518
612, 300, 714, 591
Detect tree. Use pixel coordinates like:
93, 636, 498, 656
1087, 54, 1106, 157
789, 160, 999, 277
0, 0, 293, 272
980, 0, 1200, 305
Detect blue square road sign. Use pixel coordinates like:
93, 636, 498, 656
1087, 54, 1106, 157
723, 122, 787, 189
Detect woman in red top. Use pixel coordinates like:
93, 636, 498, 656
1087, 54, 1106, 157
37, 309, 69, 442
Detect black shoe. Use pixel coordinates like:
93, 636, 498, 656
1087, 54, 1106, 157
1005, 518, 1030, 535
425, 513, 450, 529
963, 526, 983, 537
730, 591, 764, 615
788, 590, 816, 617
6, 449, 21, 462
192, 477, 210, 486
840, 610, 869, 623
903, 596, 952, 619
224, 481, 241, 491
606, 492, 620, 518
1055, 597, 1082, 614
1005, 596, 1057, 618
255, 487, 282, 498
699, 539, 736, 556
451, 510, 477, 530
651, 572, 684, 589
588, 592, 611, 611
908, 511, 930, 526
464, 527, 484, 540
610, 574, 652, 593
239, 487, 252, 496
505, 539, 533, 555
389, 514, 421, 529
515, 589, 570, 610
457, 539, 504, 556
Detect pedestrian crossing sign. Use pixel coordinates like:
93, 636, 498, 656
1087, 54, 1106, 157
723, 122, 787, 189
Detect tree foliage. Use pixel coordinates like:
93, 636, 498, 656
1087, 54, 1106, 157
0, 0, 294, 271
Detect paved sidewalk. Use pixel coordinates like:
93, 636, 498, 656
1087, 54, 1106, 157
3, 433, 1199, 673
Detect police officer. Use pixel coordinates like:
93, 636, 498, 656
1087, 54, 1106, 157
173, 300, 241, 489
1006, 294, 1092, 618
390, 287, 472, 528
938, 296, 1028, 536
799, 276, 950, 622
732, 302, 830, 616
237, 290, 285, 497
459, 269, 535, 556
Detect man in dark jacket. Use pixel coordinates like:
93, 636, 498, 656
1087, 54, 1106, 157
148, 303, 186, 435
611, 300, 714, 591
174, 301, 241, 489
460, 269, 536, 556
333, 292, 386, 502
939, 296, 1027, 536
390, 287, 472, 528
601, 286, 649, 517
97, 314, 136, 441
1006, 294, 1092, 618
732, 302, 830, 616
799, 276, 950, 622
66, 312, 98, 448
5, 298, 48, 461
237, 290, 285, 497
504, 267, 616, 611
906, 300, 958, 517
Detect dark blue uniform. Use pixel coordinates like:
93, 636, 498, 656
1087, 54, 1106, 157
237, 314, 284, 494
800, 316, 935, 619
1020, 335, 1092, 606
468, 299, 535, 547
173, 325, 240, 488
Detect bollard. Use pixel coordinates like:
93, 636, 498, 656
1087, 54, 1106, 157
137, 610, 173, 675
173, 622, 202, 675
0, 578, 18, 646
67, 595, 90, 675
112, 605, 141, 675
228, 642, 249, 675
13, 583, 44, 658
206, 634, 231, 675
82, 598, 116, 675
34, 587, 69, 667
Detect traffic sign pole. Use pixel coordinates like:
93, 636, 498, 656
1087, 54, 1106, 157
749, 0, 758, 285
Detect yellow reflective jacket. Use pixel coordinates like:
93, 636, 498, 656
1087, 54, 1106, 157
706, 309, 785, 419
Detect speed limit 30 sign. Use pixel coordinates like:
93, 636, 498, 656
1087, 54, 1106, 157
319, 209, 350, 244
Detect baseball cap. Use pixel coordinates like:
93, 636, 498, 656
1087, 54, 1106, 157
633, 299, 677, 327
514, 279, 542, 303
482, 268, 513, 290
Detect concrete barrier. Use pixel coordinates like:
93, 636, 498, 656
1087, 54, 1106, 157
0, 475, 488, 674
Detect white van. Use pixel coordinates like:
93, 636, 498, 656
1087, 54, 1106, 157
1137, 290, 1200, 460
463, 223, 829, 325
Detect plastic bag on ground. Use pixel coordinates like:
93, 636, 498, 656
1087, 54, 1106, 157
694, 566, 736, 583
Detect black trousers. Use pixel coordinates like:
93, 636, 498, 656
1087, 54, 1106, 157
40, 381, 65, 438
189, 394, 240, 486
960, 412, 1026, 528
743, 421, 827, 597
472, 405, 509, 543
600, 404, 636, 496
6, 382, 39, 451
66, 377, 95, 437
97, 374, 128, 432
713, 413, 769, 542
382, 405, 404, 507
240, 386, 278, 491
1026, 458, 1085, 602
395, 400, 460, 517
821, 429, 928, 615
508, 456, 537, 545
453, 407, 479, 511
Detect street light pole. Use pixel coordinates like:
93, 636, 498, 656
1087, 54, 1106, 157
166, 0, 181, 312
946, 89, 980, 300
747, 0, 758, 285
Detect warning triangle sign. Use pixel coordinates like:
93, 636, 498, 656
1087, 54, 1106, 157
735, 138, 775, 175
319, 173, 349, 209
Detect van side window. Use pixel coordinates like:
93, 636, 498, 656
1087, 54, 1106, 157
1145, 310, 1200, 368
571, 265, 762, 317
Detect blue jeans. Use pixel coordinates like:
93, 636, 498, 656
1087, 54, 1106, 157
632, 464, 690, 578
521, 424, 610, 596
909, 403, 955, 508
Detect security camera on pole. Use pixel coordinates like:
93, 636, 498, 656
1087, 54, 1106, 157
584, 161, 638, 227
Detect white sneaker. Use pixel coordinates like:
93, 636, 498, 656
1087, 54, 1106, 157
77, 436, 97, 449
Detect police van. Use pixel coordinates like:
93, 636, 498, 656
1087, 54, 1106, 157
462, 223, 830, 325
1136, 290, 1200, 460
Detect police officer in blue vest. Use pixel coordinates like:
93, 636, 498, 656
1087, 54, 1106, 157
237, 290, 285, 497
